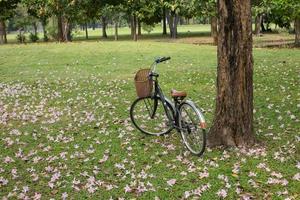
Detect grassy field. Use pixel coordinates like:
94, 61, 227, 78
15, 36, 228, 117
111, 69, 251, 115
6, 24, 295, 47
0, 41, 299, 199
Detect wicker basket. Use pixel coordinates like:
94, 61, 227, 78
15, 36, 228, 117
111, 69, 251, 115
134, 69, 153, 98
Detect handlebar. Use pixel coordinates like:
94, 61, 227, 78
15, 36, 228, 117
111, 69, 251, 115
150, 56, 171, 76
155, 56, 171, 63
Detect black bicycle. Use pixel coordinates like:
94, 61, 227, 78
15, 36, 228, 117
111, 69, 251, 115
130, 57, 206, 156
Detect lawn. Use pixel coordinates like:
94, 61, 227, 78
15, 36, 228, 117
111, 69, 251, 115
0, 41, 299, 199
6, 24, 295, 47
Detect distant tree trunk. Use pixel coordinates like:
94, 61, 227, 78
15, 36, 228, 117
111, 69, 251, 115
208, 0, 255, 147
166, 10, 179, 39
0, 20, 6, 44
57, 15, 64, 42
85, 22, 89, 39
138, 20, 141, 36
114, 21, 118, 41
162, 7, 167, 35
211, 16, 218, 45
32, 22, 37, 36
261, 16, 266, 32
130, 16, 134, 37
295, 18, 300, 47
41, 19, 48, 41
133, 15, 137, 41
255, 14, 262, 36
102, 16, 107, 38
62, 17, 71, 42
92, 20, 96, 30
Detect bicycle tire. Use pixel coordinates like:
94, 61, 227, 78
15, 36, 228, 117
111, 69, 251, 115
179, 101, 206, 156
130, 96, 174, 136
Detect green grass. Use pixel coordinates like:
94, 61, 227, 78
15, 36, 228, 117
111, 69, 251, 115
0, 41, 299, 199
6, 24, 295, 46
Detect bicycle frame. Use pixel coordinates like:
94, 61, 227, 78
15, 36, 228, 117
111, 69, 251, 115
150, 69, 181, 131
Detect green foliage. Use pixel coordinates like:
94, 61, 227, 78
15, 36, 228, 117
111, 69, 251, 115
0, 0, 20, 20
142, 23, 155, 33
29, 32, 39, 42
16, 33, 26, 43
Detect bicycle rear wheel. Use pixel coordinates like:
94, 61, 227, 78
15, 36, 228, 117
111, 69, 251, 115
130, 96, 174, 136
179, 101, 206, 156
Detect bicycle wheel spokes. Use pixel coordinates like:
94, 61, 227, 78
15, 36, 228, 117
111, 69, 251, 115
130, 97, 173, 136
179, 102, 206, 155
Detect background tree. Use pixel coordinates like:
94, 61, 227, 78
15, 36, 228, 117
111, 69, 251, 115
22, 0, 51, 41
195, 0, 217, 44
0, 0, 20, 44
208, 0, 255, 147
268, 0, 300, 46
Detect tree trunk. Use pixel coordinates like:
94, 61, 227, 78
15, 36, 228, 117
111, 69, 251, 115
85, 22, 89, 39
208, 0, 255, 147
162, 7, 167, 35
138, 20, 141, 36
133, 15, 137, 41
57, 15, 64, 42
0, 20, 5, 44
295, 18, 300, 47
62, 17, 71, 42
115, 21, 118, 41
102, 16, 107, 38
130, 16, 134, 37
166, 10, 174, 38
255, 14, 262, 36
92, 20, 96, 30
33, 22, 37, 36
261, 16, 266, 32
41, 19, 48, 41
4, 21, 7, 43
166, 10, 178, 39
173, 13, 179, 39
211, 16, 218, 45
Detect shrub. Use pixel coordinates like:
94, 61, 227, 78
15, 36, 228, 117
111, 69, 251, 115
142, 23, 155, 34
16, 34, 26, 43
29, 33, 39, 42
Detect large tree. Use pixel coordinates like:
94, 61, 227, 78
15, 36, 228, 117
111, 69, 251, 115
208, 0, 255, 147
0, 0, 20, 44
268, 0, 300, 47
22, 0, 51, 41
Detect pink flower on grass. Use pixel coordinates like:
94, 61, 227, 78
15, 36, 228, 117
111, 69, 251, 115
167, 179, 176, 186
217, 189, 227, 198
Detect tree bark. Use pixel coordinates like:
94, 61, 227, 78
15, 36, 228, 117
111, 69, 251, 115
254, 14, 262, 36
33, 22, 37, 36
166, 10, 179, 39
114, 21, 118, 41
208, 0, 255, 147
57, 15, 64, 42
211, 16, 218, 45
130, 16, 134, 37
0, 20, 5, 44
133, 15, 137, 41
85, 22, 89, 39
62, 17, 71, 42
138, 20, 142, 36
102, 16, 107, 38
295, 18, 300, 47
41, 19, 48, 41
162, 7, 167, 35
4, 22, 7, 43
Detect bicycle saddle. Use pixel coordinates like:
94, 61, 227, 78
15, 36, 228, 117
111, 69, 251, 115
171, 89, 187, 97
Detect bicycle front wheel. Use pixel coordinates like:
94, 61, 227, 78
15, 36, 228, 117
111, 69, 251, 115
130, 96, 174, 136
179, 101, 206, 156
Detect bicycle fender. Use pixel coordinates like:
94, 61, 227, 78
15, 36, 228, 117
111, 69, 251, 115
183, 100, 206, 124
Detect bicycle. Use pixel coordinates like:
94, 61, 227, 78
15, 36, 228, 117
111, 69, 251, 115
130, 57, 207, 156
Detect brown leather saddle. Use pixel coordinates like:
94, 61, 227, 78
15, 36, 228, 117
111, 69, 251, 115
171, 89, 187, 98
